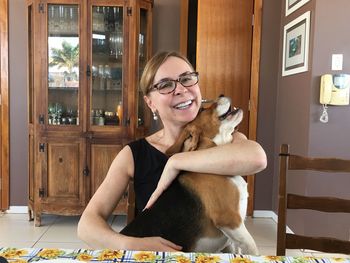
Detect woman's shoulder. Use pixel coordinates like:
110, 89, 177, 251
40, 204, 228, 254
127, 134, 168, 161
127, 137, 153, 154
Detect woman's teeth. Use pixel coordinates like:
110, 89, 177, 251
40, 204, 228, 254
174, 100, 193, 109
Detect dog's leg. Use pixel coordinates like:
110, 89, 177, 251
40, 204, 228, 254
221, 244, 237, 253
220, 224, 259, 255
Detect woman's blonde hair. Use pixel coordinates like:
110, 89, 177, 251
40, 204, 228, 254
140, 51, 194, 95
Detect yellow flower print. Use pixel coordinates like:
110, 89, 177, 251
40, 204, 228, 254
0, 248, 28, 259
37, 248, 63, 259
97, 249, 123, 260
331, 258, 347, 262
176, 255, 191, 263
133, 251, 157, 262
264, 255, 284, 261
195, 254, 221, 263
7, 259, 28, 263
76, 253, 93, 261
230, 257, 252, 263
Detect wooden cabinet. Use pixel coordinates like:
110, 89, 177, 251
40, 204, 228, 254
27, 0, 153, 226
180, 0, 262, 215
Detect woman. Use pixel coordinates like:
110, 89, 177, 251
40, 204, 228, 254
77, 51, 267, 252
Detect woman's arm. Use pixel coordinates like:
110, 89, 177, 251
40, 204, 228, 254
77, 146, 181, 251
145, 132, 267, 209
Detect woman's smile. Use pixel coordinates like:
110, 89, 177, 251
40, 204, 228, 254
173, 99, 194, 110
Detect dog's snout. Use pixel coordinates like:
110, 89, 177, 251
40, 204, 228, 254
232, 107, 240, 114
219, 94, 225, 98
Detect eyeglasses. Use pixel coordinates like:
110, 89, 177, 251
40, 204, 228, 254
149, 72, 199, 95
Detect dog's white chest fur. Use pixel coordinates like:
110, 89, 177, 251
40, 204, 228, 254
231, 176, 248, 219
193, 176, 249, 253
194, 235, 231, 252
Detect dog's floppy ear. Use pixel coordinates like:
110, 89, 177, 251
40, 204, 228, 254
166, 125, 201, 156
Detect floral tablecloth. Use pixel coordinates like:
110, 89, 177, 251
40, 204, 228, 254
0, 247, 349, 263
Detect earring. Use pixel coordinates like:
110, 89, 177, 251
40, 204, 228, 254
153, 111, 158, 121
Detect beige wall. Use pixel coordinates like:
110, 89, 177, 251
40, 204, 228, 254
9, 0, 28, 205
274, 0, 350, 239
153, 0, 180, 53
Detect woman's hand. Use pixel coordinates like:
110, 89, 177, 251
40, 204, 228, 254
131, 237, 182, 252
144, 156, 179, 209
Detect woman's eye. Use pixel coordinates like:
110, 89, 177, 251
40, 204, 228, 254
180, 76, 193, 84
158, 81, 174, 90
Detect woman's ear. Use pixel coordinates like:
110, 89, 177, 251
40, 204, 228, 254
144, 95, 155, 112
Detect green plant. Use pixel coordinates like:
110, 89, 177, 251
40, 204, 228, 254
49, 40, 79, 75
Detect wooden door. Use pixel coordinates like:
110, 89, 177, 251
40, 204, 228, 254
90, 143, 121, 195
89, 142, 127, 214
0, 0, 9, 211
40, 137, 86, 212
180, 0, 262, 215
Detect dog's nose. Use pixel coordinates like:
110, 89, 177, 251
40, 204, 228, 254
219, 94, 225, 98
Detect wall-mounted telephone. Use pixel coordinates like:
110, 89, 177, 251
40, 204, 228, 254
319, 74, 350, 123
320, 74, 350, 105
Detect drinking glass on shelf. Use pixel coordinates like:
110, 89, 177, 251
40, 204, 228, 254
98, 65, 105, 78
104, 65, 111, 78
92, 65, 98, 77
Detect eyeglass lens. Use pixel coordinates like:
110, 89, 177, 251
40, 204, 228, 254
155, 72, 199, 94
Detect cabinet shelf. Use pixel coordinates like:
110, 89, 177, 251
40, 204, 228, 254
48, 87, 79, 91
92, 88, 122, 91
49, 32, 78, 37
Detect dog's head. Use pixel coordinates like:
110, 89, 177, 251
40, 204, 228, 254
166, 96, 243, 155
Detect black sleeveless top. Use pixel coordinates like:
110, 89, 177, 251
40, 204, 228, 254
128, 138, 168, 214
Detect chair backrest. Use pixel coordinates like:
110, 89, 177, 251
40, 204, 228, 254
277, 144, 350, 256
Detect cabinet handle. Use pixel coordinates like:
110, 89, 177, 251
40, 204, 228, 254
39, 188, 45, 198
125, 117, 130, 126
39, 114, 45, 124
39, 143, 45, 153
86, 65, 91, 77
83, 166, 90, 176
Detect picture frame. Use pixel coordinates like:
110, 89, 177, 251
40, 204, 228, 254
285, 0, 310, 16
282, 11, 310, 77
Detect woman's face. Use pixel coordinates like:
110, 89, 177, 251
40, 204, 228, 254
145, 56, 202, 128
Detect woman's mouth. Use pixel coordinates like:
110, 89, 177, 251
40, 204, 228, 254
173, 100, 193, 110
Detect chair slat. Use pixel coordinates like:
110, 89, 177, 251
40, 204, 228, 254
289, 155, 350, 172
286, 233, 350, 254
287, 193, 350, 213
277, 144, 350, 256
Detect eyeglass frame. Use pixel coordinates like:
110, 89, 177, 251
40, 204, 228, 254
148, 71, 199, 95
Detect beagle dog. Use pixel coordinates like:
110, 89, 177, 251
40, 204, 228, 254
120, 96, 258, 254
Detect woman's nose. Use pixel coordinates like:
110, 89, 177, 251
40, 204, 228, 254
173, 82, 188, 95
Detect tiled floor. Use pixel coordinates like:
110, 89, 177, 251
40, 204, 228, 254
0, 213, 348, 258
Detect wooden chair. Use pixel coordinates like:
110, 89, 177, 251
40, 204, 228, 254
277, 144, 350, 256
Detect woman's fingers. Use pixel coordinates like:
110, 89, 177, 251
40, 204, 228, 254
159, 237, 183, 251
144, 189, 162, 210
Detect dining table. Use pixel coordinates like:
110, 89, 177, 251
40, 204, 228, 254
0, 247, 349, 263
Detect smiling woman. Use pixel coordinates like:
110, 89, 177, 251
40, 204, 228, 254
0, 0, 9, 211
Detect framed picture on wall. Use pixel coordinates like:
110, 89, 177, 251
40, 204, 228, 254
282, 11, 310, 76
285, 0, 310, 16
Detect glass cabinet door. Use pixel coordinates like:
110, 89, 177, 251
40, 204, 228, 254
47, 4, 80, 126
137, 7, 150, 128
90, 5, 123, 127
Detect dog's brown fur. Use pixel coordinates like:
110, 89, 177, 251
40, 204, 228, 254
166, 103, 242, 238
